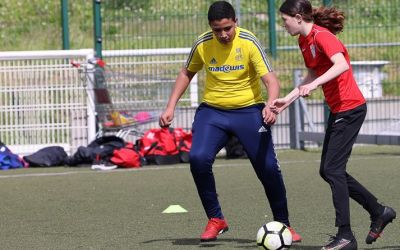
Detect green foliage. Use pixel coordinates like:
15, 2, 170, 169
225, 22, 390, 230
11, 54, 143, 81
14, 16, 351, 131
1, 0, 399, 50
0, 1, 59, 50
103, 0, 152, 12
0, 0, 92, 50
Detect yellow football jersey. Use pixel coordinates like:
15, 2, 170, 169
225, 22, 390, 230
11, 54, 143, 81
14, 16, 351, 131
186, 27, 273, 109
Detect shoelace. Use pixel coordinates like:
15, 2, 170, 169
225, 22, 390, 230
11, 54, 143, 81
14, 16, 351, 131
205, 219, 220, 230
370, 220, 379, 230
325, 234, 338, 244
324, 232, 356, 244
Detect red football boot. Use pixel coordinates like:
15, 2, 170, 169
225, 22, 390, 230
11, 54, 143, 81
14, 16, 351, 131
200, 218, 229, 242
288, 226, 302, 243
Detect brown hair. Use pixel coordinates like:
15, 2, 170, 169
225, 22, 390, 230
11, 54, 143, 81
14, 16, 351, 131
279, 0, 345, 34
312, 7, 345, 34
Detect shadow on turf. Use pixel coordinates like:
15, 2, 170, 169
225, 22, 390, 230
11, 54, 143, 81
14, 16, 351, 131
141, 238, 330, 249
362, 247, 400, 250
142, 238, 400, 249
141, 238, 253, 247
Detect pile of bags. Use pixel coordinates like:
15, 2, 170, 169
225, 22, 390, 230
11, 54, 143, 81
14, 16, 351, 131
0, 127, 192, 170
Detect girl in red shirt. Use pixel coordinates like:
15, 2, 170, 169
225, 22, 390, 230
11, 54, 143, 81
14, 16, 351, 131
272, 0, 396, 249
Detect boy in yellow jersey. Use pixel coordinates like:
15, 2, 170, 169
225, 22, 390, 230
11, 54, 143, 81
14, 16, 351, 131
159, 1, 301, 243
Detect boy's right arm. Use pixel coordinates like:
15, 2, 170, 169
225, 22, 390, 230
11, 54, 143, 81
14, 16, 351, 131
159, 68, 196, 127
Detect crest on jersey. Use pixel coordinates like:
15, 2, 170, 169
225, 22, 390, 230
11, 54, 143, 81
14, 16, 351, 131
210, 58, 217, 64
235, 48, 243, 61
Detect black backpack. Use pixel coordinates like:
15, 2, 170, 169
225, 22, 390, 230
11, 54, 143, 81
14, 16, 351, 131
225, 135, 248, 159
23, 146, 68, 167
65, 136, 125, 166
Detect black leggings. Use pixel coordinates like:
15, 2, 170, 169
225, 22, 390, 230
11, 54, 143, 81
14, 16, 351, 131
320, 104, 381, 227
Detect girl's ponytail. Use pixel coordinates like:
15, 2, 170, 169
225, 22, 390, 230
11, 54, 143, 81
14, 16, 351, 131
312, 7, 345, 34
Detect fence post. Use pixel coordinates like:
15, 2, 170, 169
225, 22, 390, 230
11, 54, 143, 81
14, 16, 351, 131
190, 75, 199, 107
93, 0, 102, 58
85, 52, 98, 143
323, 0, 333, 6
61, 0, 70, 50
289, 69, 305, 149
234, 0, 241, 25
267, 0, 277, 59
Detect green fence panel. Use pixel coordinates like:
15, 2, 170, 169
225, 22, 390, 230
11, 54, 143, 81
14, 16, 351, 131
0, 1, 93, 51
102, 0, 270, 49
101, 0, 399, 98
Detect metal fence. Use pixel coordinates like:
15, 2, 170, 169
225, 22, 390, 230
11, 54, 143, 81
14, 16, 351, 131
0, 50, 95, 155
0, 49, 197, 155
0, 48, 398, 155
101, 0, 400, 96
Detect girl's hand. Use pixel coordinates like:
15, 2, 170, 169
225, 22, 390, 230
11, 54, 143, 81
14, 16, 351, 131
298, 82, 318, 97
270, 98, 289, 114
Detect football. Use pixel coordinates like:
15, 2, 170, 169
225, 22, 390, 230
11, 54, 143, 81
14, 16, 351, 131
256, 221, 292, 250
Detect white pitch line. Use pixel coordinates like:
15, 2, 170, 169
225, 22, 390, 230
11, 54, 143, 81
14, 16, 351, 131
0, 155, 399, 179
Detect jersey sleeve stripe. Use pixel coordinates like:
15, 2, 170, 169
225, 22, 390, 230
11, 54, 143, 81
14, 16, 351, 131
185, 32, 213, 68
239, 31, 273, 72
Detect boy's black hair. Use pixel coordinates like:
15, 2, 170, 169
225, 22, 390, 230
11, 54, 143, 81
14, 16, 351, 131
208, 1, 236, 22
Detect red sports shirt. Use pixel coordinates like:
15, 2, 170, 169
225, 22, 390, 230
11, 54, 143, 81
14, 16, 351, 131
298, 24, 365, 113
